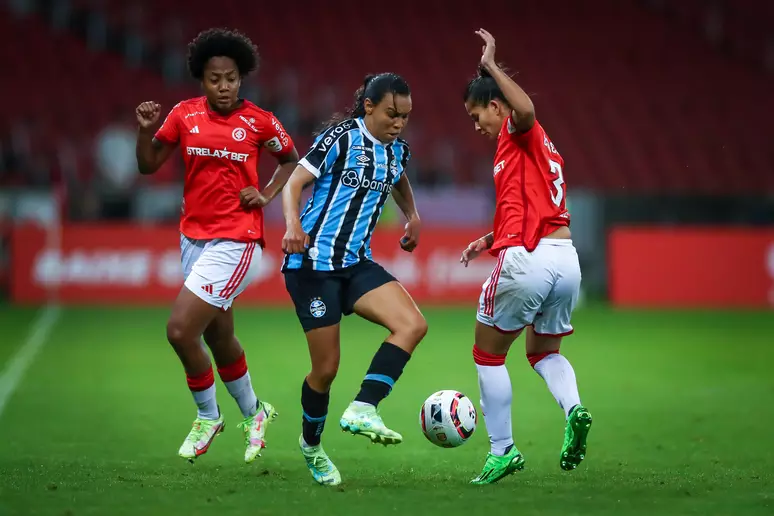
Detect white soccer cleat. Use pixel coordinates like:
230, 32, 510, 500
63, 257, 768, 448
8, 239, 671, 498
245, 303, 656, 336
339, 402, 403, 445
237, 401, 278, 463
300, 435, 342, 486
178, 414, 226, 462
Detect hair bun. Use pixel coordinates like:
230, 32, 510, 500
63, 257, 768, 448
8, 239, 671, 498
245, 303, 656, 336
477, 65, 492, 78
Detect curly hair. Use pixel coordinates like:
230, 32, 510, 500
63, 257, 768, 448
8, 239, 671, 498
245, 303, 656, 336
187, 28, 259, 80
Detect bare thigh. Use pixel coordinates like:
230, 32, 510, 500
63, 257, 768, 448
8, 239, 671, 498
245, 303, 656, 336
352, 281, 428, 353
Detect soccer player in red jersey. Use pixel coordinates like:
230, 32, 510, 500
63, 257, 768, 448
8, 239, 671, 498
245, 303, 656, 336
134, 29, 299, 463
459, 29, 592, 484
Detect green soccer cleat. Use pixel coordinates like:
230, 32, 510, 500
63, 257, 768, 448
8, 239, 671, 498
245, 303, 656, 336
237, 401, 278, 463
470, 446, 526, 485
339, 403, 403, 445
299, 435, 342, 486
560, 404, 593, 471
178, 414, 225, 462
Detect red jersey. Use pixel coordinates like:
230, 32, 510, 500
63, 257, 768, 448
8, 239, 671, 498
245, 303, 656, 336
154, 97, 295, 244
489, 117, 570, 255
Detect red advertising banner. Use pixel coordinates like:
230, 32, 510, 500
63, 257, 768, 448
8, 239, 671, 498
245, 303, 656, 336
609, 227, 774, 308
10, 224, 496, 306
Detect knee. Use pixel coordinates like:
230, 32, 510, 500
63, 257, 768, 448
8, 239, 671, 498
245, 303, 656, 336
310, 360, 339, 391
166, 318, 191, 349
204, 327, 235, 351
412, 314, 429, 343
400, 311, 428, 347
203, 316, 234, 349
525, 330, 562, 361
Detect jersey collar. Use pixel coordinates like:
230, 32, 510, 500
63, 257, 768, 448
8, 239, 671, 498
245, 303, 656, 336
205, 98, 248, 119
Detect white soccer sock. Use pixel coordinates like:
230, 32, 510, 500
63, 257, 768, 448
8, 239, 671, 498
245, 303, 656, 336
224, 371, 259, 418
192, 384, 219, 420
533, 353, 581, 418
476, 364, 514, 456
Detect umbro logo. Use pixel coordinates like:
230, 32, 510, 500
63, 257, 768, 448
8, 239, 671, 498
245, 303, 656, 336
190, 126, 200, 134
355, 154, 370, 165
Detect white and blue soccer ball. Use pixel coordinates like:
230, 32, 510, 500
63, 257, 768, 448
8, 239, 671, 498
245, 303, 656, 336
419, 390, 477, 448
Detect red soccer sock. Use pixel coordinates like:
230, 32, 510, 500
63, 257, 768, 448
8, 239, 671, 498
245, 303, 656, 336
473, 344, 507, 366
527, 350, 558, 368
187, 367, 215, 391
186, 367, 219, 420
217, 353, 258, 418
217, 353, 248, 383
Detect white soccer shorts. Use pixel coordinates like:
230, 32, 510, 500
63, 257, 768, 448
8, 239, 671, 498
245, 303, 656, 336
180, 235, 262, 311
477, 239, 581, 336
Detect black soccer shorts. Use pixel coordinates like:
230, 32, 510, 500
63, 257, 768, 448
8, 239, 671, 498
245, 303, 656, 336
283, 260, 396, 332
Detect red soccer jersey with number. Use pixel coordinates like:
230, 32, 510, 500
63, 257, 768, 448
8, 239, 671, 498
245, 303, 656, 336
489, 117, 570, 255
154, 96, 295, 244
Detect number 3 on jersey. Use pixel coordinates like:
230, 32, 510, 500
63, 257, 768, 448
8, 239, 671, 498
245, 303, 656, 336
548, 159, 565, 206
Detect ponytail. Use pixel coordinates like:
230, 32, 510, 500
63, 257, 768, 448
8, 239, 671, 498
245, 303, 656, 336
350, 74, 375, 118
314, 75, 375, 136
463, 63, 512, 107
314, 73, 409, 136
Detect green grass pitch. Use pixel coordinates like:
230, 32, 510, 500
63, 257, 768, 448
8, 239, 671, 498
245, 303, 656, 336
0, 304, 771, 515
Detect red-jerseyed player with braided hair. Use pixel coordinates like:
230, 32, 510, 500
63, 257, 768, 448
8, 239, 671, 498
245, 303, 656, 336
135, 28, 299, 463
460, 29, 592, 485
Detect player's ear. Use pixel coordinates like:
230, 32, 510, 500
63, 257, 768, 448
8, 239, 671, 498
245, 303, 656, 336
364, 98, 375, 116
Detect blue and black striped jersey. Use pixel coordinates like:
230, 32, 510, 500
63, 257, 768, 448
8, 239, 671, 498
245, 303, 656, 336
282, 118, 410, 272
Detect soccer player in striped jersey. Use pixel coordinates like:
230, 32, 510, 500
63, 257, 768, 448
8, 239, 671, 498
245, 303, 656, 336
135, 29, 298, 463
460, 29, 591, 484
281, 73, 426, 486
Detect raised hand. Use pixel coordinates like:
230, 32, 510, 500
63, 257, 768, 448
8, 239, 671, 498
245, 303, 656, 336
476, 28, 496, 69
136, 101, 161, 130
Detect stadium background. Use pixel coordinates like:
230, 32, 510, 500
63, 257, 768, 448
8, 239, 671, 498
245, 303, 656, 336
0, 0, 772, 514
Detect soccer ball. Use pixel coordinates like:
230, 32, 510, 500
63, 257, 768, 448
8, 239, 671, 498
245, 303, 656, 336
419, 390, 477, 448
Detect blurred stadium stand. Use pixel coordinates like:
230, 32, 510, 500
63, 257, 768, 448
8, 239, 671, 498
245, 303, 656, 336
2, 0, 772, 193
1, 0, 773, 301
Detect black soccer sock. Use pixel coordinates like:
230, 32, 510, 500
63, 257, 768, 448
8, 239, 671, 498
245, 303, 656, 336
354, 342, 412, 407
301, 379, 329, 447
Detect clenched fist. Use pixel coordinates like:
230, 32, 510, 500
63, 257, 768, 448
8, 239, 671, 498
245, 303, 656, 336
136, 101, 161, 130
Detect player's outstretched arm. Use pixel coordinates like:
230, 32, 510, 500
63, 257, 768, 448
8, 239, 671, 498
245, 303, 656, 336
281, 165, 315, 254
476, 29, 536, 134
392, 175, 421, 252
135, 101, 175, 175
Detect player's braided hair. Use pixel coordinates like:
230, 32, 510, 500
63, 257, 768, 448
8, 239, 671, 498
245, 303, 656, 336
187, 28, 259, 80
463, 64, 512, 107
315, 73, 411, 136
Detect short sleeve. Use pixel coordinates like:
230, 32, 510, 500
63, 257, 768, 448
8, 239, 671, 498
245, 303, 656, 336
154, 103, 182, 145
260, 115, 296, 159
299, 122, 352, 178
508, 115, 543, 154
